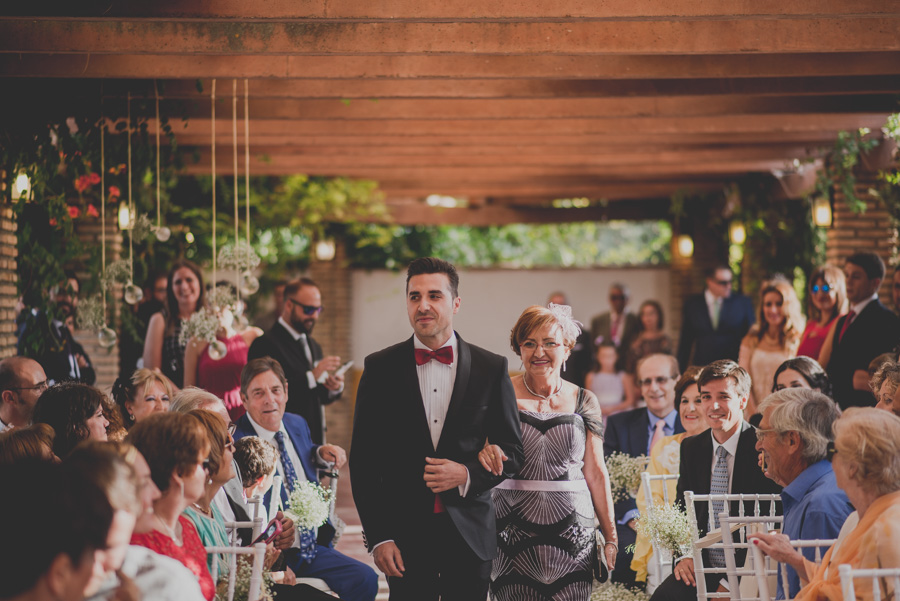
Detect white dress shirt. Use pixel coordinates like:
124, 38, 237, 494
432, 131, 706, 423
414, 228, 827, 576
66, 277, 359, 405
278, 316, 343, 394
705, 289, 723, 328
413, 333, 458, 449
848, 292, 878, 323
707, 424, 743, 532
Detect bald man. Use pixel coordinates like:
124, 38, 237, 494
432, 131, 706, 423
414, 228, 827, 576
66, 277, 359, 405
0, 357, 48, 432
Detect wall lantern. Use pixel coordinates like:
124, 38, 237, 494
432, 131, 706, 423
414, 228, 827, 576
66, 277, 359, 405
117, 201, 131, 230
11, 170, 31, 200
812, 195, 833, 228
728, 221, 747, 245
315, 239, 336, 262
676, 234, 694, 258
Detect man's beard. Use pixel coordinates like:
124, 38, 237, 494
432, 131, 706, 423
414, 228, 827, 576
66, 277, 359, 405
292, 316, 315, 334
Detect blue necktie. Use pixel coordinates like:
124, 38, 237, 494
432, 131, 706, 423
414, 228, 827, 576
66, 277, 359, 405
273, 431, 317, 563
709, 445, 729, 567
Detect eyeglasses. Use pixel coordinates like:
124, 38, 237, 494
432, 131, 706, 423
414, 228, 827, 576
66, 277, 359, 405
714, 279, 733, 286
811, 284, 833, 294
227, 423, 237, 437
754, 426, 779, 442
639, 376, 671, 388
826, 441, 838, 462
609, 294, 626, 301
223, 436, 235, 451
8, 380, 49, 393
520, 340, 561, 351
286, 297, 324, 316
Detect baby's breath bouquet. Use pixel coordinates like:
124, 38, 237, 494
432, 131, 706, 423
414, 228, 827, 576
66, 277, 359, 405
207, 285, 237, 312
605, 452, 647, 503
591, 581, 649, 601
287, 481, 333, 530
215, 557, 276, 601
633, 502, 693, 558
76, 295, 107, 332
218, 240, 261, 272
179, 308, 220, 345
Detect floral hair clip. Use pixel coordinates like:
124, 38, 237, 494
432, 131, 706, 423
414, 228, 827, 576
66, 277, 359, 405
548, 303, 583, 343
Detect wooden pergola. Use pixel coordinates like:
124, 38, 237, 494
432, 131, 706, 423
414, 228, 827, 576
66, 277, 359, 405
2, 2, 899, 225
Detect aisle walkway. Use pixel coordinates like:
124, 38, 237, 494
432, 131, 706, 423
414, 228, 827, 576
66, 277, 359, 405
331, 467, 389, 600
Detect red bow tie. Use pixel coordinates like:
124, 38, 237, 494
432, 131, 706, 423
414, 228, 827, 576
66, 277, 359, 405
415, 346, 453, 366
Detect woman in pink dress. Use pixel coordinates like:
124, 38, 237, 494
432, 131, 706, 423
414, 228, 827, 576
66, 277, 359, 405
797, 264, 847, 364
183, 294, 262, 422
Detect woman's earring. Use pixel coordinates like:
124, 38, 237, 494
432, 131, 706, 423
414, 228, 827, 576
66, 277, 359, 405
129, 413, 135, 422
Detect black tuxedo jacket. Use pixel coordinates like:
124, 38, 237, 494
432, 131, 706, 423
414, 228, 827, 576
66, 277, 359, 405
603, 407, 685, 520
827, 299, 900, 409
676, 423, 782, 565
350, 333, 524, 561
676, 293, 755, 371
248, 322, 337, 444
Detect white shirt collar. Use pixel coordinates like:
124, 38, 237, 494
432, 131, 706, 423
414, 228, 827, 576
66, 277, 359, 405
413, 331, 458, 362
245, 410, 286, 438
850, 292, 878, 316
704, 289, 723, 306
711, 421, 743, 457
278, 316, 305, 341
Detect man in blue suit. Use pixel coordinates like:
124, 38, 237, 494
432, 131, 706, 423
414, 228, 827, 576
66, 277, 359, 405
604, 353, 684, 585
676, 265, 755, 372
234, 357, 378, 601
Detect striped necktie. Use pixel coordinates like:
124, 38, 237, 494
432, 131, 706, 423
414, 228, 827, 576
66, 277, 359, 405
709, 445, 729, 567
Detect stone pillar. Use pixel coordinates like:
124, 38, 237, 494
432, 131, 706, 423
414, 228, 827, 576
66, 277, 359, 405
0, 206, 18, 359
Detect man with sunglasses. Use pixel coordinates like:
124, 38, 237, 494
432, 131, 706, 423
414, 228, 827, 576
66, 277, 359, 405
676, 264, 755, 372
0, 356, 48, 432
249, 277, 343, 445
590, 283, 640, 369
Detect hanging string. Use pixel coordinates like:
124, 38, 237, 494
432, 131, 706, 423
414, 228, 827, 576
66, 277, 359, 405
100, 120, 106, 316
127, 92, 134, 282
211, 79, 217, 287
232, 79, 240, 302
155, 81, 161, 230
244, 79, 251, 252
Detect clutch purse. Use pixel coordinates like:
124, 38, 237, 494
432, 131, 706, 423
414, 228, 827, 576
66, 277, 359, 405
593, 528, 610, 583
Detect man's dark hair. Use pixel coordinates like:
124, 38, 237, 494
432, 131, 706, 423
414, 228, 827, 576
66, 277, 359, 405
704, 264, 732, 279
283, 277, 318, 299
0, 461, 111, 598
406, 257, 459, 298
771, 356, 832, 397
698, 359, 751, 400
241, 356, 288, 398
845, 251, 886, 281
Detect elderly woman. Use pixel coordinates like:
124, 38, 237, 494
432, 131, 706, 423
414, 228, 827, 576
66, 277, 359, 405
631, 366, 708, 590
32, 382, 109, 458
478, 304, 617, 601
127, 412, 216, 601
749, 408, 900, 601
772, 356, 833, 398
112, 368, 176, 428
870, 360, 900, 413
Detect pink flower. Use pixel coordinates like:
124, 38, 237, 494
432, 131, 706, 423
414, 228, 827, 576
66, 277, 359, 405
108, 186, 120, 201
88, 172, 100, 185
74, 175, 90, 193
68, 206, 81, 218
49, 218, 58, 226
86, 204, 99, 218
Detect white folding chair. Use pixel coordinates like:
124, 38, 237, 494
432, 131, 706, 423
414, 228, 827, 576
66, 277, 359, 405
206, 542, 267, 601
718, 513, 783, 600
246, 494, 263, 521
684, 491, 781, 601
839, 565, 900, 601
224, 516, 265, 547
747, 534, 835, 601
640, 471, 680, 590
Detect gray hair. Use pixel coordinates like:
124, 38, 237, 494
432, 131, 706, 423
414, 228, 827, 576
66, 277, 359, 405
834, 407, 900, 496
169, 387, 225, 414
758, 388, 841, 464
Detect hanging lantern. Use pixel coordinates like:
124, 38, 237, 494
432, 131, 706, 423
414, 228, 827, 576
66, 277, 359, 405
98, 326, 118, 349
812, 196, 833, 228
676, 234, 694, 258
728, 221, 747, 245
207, 339, 227, 361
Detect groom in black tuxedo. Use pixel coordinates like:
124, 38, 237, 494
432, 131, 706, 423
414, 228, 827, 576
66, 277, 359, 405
350, 257, 524, 601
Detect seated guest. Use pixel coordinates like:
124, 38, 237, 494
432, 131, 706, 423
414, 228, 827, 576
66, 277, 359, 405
127, 412, 216, 601
754, 389, 852, 599
0, 422, 58, 464
0, 460, 112, 601
111, 368, 175, 428
798, 265, 847, 363
750, 408, 900, 601
235, 357, 378, 601
632, 366, 708, 591
650, 360, 782, 601
870, 360, 900, 412
772, 356, 832, 398
32, 381, 109, 458
0, 356, 48, 432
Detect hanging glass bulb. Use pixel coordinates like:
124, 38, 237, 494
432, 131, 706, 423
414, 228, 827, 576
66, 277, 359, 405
98, 327, 118, 349
233, 313, 250, 333
124, 283, 144, 305
239, 271, 260, 296
207, 339, 227, 361
155, 226, 172, 242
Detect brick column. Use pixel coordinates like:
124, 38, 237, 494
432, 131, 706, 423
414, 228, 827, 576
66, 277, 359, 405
0, 207, 18, 359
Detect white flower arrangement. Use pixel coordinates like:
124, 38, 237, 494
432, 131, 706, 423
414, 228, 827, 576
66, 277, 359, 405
287, 481, 332, 531
591, 580, 649, 601
102, 260, 132, 287
178, 308, 220, 345
130, 213, 154, 241
76, 295, 107, 332
215, 558, 276, 601
633, 502, 693, 558
605, 452, 647, 503
217, 240, 261, 272
207, 285, 237, 312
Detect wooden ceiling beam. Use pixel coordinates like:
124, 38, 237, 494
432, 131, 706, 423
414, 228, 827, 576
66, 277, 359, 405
4, 17, 899, 55
5, 52, 900, 80
380, 203, 673, 226
377, 181, 730, 199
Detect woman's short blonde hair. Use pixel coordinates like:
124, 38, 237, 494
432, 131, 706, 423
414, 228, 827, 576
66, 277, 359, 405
509, 305, 577, 356
833, 407, 900, 496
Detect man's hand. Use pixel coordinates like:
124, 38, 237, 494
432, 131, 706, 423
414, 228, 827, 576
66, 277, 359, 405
319, 444, 347, 469
673, 557, 696, 587
852, 369, 870, 391
111, 570, 141, 601
324, 372, 344, 392
312, 356, 342, 381
627, 518, 638, 532
274, 510, 295, 550
374, 542, 405, 578
423, 457, 467, 493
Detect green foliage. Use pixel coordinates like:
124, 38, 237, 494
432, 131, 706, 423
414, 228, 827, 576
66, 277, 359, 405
816, 128, 879, 214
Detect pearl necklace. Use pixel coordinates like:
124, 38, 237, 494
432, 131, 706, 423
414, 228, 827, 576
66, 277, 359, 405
523, 374, 562, 401
154, 512, 182, 544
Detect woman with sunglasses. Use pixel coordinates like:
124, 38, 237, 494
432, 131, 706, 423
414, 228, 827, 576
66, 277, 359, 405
798, 265, 848, 363
184, 282, 263, 422
127, 412, 216, 600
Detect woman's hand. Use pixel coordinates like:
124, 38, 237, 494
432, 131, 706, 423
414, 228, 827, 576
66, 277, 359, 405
263, 542, 281, 571
603, 543, 618, 572
477, 444, 507, 475
747, 532, 806, 571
